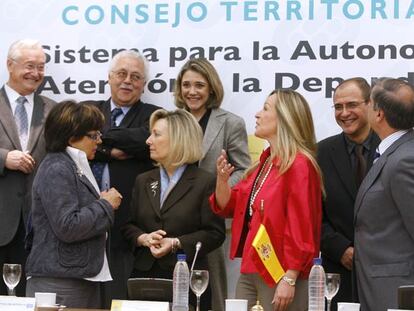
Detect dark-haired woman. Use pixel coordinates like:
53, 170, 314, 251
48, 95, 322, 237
25, 101, 122, 308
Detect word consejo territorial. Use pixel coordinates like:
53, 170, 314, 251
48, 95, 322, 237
61, 0, 414, 27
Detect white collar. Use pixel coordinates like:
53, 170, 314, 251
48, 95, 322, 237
65, 146, 100, 195
4, 83, 35, 106
378, 130, 408, 155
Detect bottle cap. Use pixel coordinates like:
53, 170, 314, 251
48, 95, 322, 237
313, 257, 322, 265
177, 253, 186, 261
251, 300, 264, 311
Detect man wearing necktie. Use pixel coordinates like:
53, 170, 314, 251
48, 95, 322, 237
82, 50, 160, 306
354, 78, 414, 311
317, 78, 380, 310
0, 39, 55, 296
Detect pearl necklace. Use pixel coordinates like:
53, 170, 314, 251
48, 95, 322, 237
249, 157, 273, 216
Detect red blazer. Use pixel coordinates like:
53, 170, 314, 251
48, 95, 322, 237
210, 148, 322, 280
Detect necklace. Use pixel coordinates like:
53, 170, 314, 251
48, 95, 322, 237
249, 157, 273, 216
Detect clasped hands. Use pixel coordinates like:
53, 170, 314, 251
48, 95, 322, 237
139, 230, 174, 259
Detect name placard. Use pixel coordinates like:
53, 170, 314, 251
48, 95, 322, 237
0, 296, 35, 311
111, 299, 169, 311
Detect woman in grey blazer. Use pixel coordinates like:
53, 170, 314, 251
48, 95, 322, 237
175, 58, 251, 311
25, 101, 122, 308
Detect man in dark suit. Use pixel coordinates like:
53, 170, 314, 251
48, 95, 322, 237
354, 78, 414, 311
0, 39, 55, 296
318, 78, 380, 309
83, 50, 160, 306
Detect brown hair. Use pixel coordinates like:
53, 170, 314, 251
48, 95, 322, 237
45, 101, 104, 152
174, 58, 224, 110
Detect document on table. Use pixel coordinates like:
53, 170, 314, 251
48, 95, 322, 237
0, 296, 35, 311
110, 299, 169, 311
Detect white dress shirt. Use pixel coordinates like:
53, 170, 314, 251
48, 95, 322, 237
377, 130, 409, 156
4, 84, 34, 151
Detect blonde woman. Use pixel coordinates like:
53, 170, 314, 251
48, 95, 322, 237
122, 109, 225, 310
211, 90, 323, 311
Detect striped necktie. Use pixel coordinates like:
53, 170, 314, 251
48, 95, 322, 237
91, 108, 124, 189
14, 96, 28, 149
111, 108, 123, 127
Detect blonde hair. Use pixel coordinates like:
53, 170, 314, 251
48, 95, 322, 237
174, 58, 224, 109
149, 109, 203, 167
248, 89, 324, 191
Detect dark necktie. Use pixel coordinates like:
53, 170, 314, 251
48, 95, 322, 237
14, 96, 28, 149
373, 148, 381, 164
91, 108, 124, 189
355, 144, 367, 187
111, 108, 123, 127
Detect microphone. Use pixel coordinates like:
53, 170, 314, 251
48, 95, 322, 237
190, 241, 202, 271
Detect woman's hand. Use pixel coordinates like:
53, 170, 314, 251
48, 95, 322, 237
138, 229, 167, 248
214, 150, 234, 209
272, 280, 295, 311
149, 237, 174, 258
216, 150, 235, 183
100, 187, 122, 210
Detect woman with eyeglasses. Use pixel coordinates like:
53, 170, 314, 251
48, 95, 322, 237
25, 101, 122, 308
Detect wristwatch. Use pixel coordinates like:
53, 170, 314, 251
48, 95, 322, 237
282, 275, 296, 286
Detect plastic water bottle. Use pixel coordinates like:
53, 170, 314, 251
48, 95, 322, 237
172, 253, 189, 311
308, 257, 326, 311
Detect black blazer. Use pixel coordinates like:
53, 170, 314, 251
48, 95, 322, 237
82, 99, 160, 249
122, 164, 225, 273
317, 132, 380, 303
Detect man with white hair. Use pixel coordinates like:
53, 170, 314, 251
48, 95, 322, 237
83, 50, 160, 306
0, 39, 55, 295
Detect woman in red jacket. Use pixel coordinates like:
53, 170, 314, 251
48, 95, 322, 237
210, 89, 323, 311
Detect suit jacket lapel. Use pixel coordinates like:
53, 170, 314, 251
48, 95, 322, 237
144, 170, 161, 217
27, 95, 46, 153
102, 100, 112, 132
63, 152, 100, 198
354, 152, 386, 222
161, 165, 195, 214
201, 109, 225, 159
0, 87, 21, 150
78, 175, 100, 198
119, 100, 142, 128
354, 130, 414, 221
330, 133, 357, 199
366, 133, 381, 172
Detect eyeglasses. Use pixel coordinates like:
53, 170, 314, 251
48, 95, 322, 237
9, 58, 45, 73
111, 70, 144, 82
332, 100, 366, 113
85, 131, 102, 141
